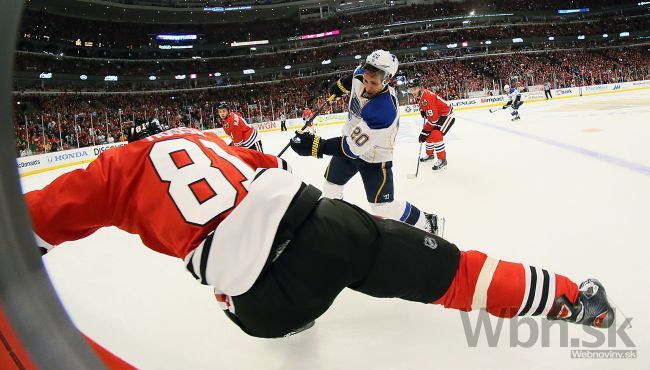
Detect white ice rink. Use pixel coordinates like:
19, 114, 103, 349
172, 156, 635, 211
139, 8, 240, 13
20, 89, 650, 369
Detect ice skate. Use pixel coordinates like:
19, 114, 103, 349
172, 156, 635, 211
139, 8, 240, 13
420, 154, 436, 162
431, 158, 447, 172
423, 212, 445, 237
547, 278, 615, 328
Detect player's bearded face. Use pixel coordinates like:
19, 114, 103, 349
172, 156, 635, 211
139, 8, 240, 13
218, 108, 228, 119
362, 71, 384, 98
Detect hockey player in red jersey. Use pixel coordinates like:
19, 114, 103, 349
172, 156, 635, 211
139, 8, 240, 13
302, 107, 315, 134
25, 120, 614, 339
217, 102, 263, 152
408, 79, 455, 172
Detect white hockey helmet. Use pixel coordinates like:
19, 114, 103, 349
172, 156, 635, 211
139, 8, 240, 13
503, 84, 510, 92
364, 49, 398, 86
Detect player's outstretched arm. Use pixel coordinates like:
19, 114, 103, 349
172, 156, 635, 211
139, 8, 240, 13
227, 143, 291, 172
24, 153, 114, 250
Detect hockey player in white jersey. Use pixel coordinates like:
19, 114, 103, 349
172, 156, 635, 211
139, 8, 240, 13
289, 50, 443, 235
502, 84, 523, 121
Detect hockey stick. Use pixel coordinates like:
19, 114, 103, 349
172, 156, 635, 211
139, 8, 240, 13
407, 143, 424, 179
489, 107, 502, 113
277, 94, 336, 157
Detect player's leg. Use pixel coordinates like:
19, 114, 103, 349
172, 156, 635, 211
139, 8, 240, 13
323, 156, 358, 199
359, 161, 444, 235
421, 133, 436, 162
226, 197, 382, 338
428, 129, 448, 171
353, 216, 614, 328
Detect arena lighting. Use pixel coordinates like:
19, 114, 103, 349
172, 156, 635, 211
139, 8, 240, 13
469, 10, 475, 16
243, 69, 255, 75
420, 46, 428, 51
288, 29, 340, 41
549, 36, 555, 40
159, 45, 193, 50
461, 41, 469, 47
214, 72, 222, 77
446, 43, 458, 48
250, 47, 256, 51
620, 32, 630, 37
174, 75, 186, 80
104, 75, 118, 81
485, 40, 492, 45
204, 6, 252, 12
354, 55, 362, 60
462, 20, 470, 24
603, 34, 609, 38
639, 1, 650, 5
284, 65, 291, 70
558, 8, 590, 14
230, 40, 269, 47
79, 75, 87, 80
321, 59, 332, 65
156, 34, 197, 41
190, 74, 197, 79
39, 72, 52, 79
578, 35, 586, 40
512, 38, 523, 43
149, 76, 157, 81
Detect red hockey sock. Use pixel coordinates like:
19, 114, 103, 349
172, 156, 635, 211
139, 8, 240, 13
432, 251, 579, 318
428, 131, 446, 160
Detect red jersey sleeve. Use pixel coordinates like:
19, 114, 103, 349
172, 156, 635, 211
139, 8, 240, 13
25, 152, 114, 246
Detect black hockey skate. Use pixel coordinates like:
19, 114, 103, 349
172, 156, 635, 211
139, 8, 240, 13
420, 154, 436, 162
432, 158, 447, 172
547, 279, 615, 328
511, 115, 521, 121
423, 213, 445, 237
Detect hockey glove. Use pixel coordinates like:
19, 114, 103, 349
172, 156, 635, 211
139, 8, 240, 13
328, 74, 353, 100
420, 110, 427, 118
290, 131, 324, 158
418, 130, 431, 143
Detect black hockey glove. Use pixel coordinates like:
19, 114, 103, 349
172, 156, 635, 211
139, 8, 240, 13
420, 110, 427, 118
503, 101, 512, 109
328, 74, 353, 100
418, 130, 431, 143
290, 131, 324, 158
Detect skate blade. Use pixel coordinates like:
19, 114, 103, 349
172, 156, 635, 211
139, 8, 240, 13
436, 217, 446, 238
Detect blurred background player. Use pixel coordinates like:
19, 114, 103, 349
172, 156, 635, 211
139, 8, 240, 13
289, 50, 444, 235
502, 84, 524, 121
408, 79, 455, 172
217, 101, 263, 152
302, 106, 315, 133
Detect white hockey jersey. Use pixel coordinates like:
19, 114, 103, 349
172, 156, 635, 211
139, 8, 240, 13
506, 87, 521, 102
341, 66, 399, 163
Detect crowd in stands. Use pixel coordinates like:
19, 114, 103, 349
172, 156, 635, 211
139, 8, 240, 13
21, 0, 634, 49
15, 13, 650, 84
13, 46, 650, 156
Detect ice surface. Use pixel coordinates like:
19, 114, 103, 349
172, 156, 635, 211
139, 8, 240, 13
21, 90, 650, 369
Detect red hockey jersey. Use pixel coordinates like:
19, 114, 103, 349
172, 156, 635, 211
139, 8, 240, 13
419, 89, 452, 131
26, 127, 286, 260
302, 108, 314, 120
222, 111, 259, 148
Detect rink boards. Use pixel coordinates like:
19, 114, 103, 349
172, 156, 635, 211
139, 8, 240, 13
16, 79, 650, 177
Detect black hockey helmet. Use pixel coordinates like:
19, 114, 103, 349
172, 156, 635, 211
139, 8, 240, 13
217, 101, 230, 110
408, 78, 422, 88
128, 118, 167, 143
